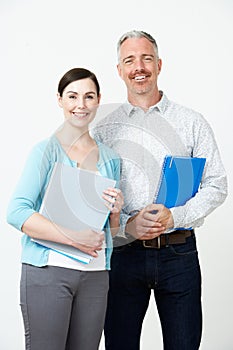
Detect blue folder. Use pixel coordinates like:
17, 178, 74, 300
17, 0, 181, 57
154, 156, 206, 208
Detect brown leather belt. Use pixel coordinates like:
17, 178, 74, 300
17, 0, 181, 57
130, 229, 194, 249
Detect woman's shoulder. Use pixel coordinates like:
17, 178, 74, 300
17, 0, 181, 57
30, 135, 60, 154
96, 140, 120, 160
30, 137, 51, 151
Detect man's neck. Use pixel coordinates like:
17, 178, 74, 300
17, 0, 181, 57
128, 90, 162, 112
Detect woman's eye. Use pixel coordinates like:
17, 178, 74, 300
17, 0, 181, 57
69, 95, 76, 99
86, 95, 94, 100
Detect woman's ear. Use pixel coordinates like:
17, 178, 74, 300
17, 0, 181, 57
57, 93, 63, 108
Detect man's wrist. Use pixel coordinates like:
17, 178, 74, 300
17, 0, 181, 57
125, 213, 139, 236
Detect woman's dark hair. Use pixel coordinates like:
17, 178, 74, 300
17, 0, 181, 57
58, 68, 100, 97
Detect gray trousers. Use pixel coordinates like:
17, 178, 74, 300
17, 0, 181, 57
20, 264, 109, 350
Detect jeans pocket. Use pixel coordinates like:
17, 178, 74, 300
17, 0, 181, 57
169, 236, 198, 256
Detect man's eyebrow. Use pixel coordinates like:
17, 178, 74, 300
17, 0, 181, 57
140, 54, 155, 59
122, 53, 155, 62
122, 55, 134, 63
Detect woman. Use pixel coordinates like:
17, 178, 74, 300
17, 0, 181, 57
7, 67, 123, 350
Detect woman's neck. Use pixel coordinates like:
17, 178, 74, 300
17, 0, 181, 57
55, 123, 98, 170
56, 122, 94, 148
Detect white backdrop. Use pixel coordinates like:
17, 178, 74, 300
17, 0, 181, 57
1, 0, 232, 349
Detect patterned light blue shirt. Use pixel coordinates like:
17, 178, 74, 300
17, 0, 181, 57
92, 92, 228, 235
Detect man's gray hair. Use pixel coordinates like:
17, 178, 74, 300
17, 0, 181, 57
117, 30, 159, 62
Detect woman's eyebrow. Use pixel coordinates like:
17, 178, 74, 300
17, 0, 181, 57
65, 91, 96, 95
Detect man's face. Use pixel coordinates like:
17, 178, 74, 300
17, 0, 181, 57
117, 37, 162, 97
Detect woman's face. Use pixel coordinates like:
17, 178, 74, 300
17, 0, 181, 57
58, 78, 100, 129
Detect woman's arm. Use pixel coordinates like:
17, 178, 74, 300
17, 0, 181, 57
22, 212, 104, 257
7, 140, 104, 257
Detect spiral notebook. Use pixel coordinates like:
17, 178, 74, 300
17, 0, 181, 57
33, 162, 116, 264
154, 155, 206, 207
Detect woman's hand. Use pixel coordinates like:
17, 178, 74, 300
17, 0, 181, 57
69, 229, 105, 258
102, 187, 124, 215
22, 213, 105, 258
102, 187, 124, 236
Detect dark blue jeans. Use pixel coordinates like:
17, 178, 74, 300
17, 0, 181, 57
104, 233, 202, 350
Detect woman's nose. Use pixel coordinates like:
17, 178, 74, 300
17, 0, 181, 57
75, 97, 86, 108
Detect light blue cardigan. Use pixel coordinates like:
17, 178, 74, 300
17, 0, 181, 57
7, 136, 121, 269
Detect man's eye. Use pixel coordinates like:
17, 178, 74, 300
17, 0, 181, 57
144, 56, 153, 62
124, 59, 133, 65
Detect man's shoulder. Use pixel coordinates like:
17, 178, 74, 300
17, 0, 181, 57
95, 104, 126, 127
166, 95, 203, 118
91, 104, 126, 141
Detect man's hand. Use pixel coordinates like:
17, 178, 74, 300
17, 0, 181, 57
126, 204, 174, 240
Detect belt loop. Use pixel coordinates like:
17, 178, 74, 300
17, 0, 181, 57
157, 236, 161, 249
165, 234, 169, 247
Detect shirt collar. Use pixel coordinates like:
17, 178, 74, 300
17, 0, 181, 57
122, 91, 169, 117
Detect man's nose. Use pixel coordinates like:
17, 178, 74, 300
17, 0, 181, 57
134, 58, 146, 71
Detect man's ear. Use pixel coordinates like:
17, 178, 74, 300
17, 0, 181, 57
117, 63, 123, 79
157, 58, 162, 75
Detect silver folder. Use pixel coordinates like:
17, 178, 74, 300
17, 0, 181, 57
33, 162, 116, 263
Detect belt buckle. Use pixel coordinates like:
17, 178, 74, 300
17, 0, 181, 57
143, 236, 161, 249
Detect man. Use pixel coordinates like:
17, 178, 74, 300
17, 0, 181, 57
93, 30, 227, 350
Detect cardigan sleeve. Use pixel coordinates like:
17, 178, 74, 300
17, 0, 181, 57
6, 140, 51, 231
